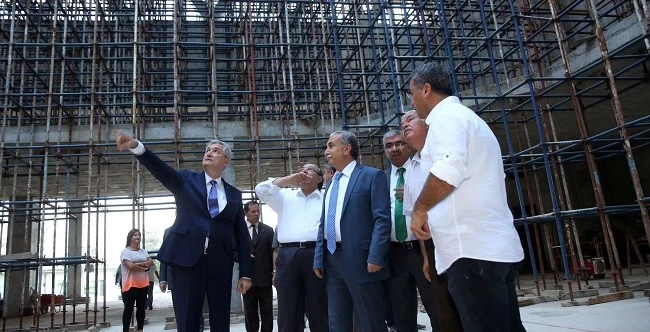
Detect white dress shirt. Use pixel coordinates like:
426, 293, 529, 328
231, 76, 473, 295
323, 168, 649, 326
246, 221, 257, 239
255, 179, 323, 243
324, 160, 357, 242
419, 96, 524, 273
389, 161, 416, 242
204, 174, 227, 213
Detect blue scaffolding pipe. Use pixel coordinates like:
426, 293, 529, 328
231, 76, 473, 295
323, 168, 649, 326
507, 0, 572, 282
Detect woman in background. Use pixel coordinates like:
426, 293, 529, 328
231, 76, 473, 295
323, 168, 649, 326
120, 229, 153, 332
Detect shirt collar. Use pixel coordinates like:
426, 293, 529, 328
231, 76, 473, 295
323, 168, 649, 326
246, 220, 256, 228
337, 160, 357, 178
391, 159, 412, 175
205, 173, 223, 187
425, 95, 460, 125
297, 188, 323, 198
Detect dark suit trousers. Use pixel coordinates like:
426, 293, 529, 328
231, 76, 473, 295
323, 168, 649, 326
243, 285, 273, 332
446, 258, 525, 332
324, 250, 386, 332
388, 243, 438, 332
171, 253, 233, 332
275, 247, 328, 332
424, 240, 463, 332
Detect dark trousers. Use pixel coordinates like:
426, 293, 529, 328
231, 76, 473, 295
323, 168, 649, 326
243, 285, 273, 332
146, 281, 154, 309
446, 258, 526, 332
171, 254, 233, 332
388, 243, 438, 332
324, 250, 386, 332
121, 286, 148, 332
382, 280, 394, 327
275, 247, 328, 332
424, 240, 463, 332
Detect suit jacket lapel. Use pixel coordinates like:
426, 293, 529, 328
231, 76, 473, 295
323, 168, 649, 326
196, 172, 209, 216
341, 164, 362, 216
223, 179, 236, 213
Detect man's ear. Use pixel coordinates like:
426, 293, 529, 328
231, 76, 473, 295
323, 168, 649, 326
422, 82, 432, 96
343, 143, 352, 156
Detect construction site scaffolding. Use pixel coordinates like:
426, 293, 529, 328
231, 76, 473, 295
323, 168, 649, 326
1, 0, 649, 329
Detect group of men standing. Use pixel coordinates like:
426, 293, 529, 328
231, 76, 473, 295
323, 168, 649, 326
116, 62, 526, 332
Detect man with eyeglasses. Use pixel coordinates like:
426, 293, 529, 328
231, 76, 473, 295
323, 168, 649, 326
255, 164, 328, 332
383, 130, 435, 332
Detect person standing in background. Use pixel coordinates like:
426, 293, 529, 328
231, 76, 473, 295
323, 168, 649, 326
146, 260, 160, 310
120, 229, 154, 332
242, 201, 275, 332
382, 129, 435, 332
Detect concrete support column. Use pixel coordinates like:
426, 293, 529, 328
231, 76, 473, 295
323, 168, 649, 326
65, 202, 84, 299
3, 200, 39, 317
222, 154, 244, 314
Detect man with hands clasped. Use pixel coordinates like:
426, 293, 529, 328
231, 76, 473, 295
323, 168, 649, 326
313, 131, 391, 332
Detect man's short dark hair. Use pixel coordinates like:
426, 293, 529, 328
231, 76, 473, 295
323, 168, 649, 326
331, 131, 359, 160
409, 62, 453, 97
382, 130, 402, 146
244, 200, 259, 212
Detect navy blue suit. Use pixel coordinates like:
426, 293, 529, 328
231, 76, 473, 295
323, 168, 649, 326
135, 148, 251, 332
314, 163, 391, 332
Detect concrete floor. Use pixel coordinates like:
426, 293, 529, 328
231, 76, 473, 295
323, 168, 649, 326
3, 268, 649, 331
96, 294, 650, 332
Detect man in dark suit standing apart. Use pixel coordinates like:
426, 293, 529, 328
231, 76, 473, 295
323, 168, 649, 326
255, 163, 328, 332
313, 131, 391, 332
383, 130, 438, 332
242, 201, 274, 332
116, 134, 252, 332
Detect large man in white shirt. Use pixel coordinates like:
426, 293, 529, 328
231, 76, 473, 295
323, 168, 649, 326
407, 63, 526, 332
255, 164, 328, 332
382, 130, 437, 332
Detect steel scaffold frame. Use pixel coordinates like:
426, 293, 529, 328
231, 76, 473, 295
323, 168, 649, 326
1, 0, 649, 329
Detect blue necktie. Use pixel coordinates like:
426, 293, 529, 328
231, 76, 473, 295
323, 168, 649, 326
326, 173, 343, 254
208, 180, 220, 218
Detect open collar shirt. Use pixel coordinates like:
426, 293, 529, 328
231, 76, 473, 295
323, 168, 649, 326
255, 179, 323, 243
420, 96, 524, 273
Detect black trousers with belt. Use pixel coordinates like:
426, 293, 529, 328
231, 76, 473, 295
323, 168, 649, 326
275, 242, 328, 332
387, 240, 438, 332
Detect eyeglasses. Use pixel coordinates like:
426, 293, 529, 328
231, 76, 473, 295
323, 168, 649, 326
384, 141, 408, 150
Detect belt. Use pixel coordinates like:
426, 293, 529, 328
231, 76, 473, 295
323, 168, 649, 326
324, 241, 342, 250
390, 240, 419, 250
279, 241, 317, 249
